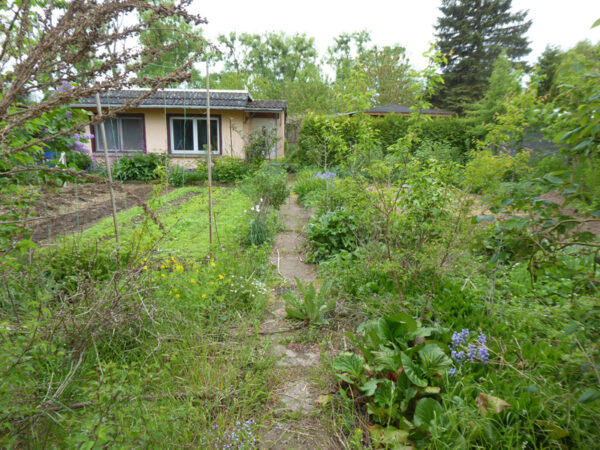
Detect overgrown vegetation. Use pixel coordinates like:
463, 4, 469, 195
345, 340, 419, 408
1, 0, 599, 447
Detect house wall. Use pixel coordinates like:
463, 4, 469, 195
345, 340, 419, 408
82, 107, 284, 166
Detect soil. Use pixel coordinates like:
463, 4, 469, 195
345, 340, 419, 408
29, 183, 169, 242
540, 191, 600, 235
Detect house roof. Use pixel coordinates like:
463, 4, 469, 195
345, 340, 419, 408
73, 89, 287, 112
344, 104, 454, 116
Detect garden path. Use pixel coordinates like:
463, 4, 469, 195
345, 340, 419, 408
259, 194, 338, 449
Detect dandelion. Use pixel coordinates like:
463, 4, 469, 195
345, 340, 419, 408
175, 294, 181, 299
161, 265, 166, 269
161, 273, 166, 278
219, 274, 225, 280
202, 294, 207, 299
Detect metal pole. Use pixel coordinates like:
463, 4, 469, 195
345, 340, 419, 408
95, 93, 121, 262
206, 57, 213, 249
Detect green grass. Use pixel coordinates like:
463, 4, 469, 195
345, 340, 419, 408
1, 184, 282, 447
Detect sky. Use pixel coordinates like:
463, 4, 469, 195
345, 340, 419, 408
191, 0, 600, 70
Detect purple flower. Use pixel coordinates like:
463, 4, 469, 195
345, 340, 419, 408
477, 332, 487, 345
467, 343, 478, 361
62, 80, 73, 90
82, 133, 94, 140
478, 346, 490, 364
448, 367, 456, 377
65, 110, 72, 120
313, 171, 336, 180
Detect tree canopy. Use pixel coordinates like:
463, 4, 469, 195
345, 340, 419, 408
432, 0, 532, 114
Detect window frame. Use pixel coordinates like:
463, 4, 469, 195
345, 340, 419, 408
167, 114, 222, 156
91, 113, 146, 154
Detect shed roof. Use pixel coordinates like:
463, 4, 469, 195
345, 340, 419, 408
73, 89, 287, 112
364, 104, 454, 116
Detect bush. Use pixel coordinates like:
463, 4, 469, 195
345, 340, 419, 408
463, 149, 531, 194
167, 164, 208, 187
293, 168, 327, 206
113, 153, 165, 181
295, 114, 478, 168
65, 150, 92, 170
213, 156, 254, 183
307, 207, 359, 262
244, 127, 280, 164
241, 163, 289, 209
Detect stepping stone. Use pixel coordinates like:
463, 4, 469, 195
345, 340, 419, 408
280, 381, 313, 414
272, 344, 320, 368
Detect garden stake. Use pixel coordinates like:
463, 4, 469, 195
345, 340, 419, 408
206, 55, 214, 256
95, 93, 121, 264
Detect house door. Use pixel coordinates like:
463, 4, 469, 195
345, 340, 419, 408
251, 117, 278, 159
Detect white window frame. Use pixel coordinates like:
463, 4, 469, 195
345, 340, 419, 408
169, 116, 220, 155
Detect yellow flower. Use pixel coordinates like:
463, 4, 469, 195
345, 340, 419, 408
161, 265, 166, 269
176, 265, 183, 271
190, 279, 196, 284
173, 288, 178, 293
168, 290, 172, 295
143, 266, 148, 270
218, 274, 225, 280
201, 294, 207, 299
175, 294, 181, 299
161, 273, 166, 278
210, 260, 216, 268
195, 269, 199, 275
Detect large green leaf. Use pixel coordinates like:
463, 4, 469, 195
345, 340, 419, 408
400, 353, 427, 388
418, 344, 452, 377
333, 352, 365, 379
368, 425, 411, 449
413, 397, 443, 431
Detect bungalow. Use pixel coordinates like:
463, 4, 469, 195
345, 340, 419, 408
73, 89, 287, 166
344, 104, 454, 118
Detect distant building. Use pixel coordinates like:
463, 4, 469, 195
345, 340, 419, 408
73, 89, 287, 166
344, 104, 455, 118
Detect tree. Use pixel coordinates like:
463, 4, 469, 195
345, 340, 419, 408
469, 51, 522, 124
535, 45, 563, 100
214, 31, 326, 114
433, 0, 532, 114
137, 0, 205, 85
327, 31, 415, 111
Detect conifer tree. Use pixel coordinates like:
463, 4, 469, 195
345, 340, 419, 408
432, 0, 532, 114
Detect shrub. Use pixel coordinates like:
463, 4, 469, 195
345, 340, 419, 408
167, 165, 207, 187
241, 163, 289, 209
213, 156, 253, 183
463, 149, 531, 194
293, 167, 327, 206
307, 207, 359, 262
113, 153, 165, 181
65, 150, 92, 170
244, 127, 280, 164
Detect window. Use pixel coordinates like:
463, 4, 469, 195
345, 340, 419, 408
169, 116, 220, 155
95, 115, 144, 152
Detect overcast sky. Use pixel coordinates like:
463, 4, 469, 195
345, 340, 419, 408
192, 0, 600, 70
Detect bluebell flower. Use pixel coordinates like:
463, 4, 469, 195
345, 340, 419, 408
448, 367, 456, 377
477, 332, 487, 344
